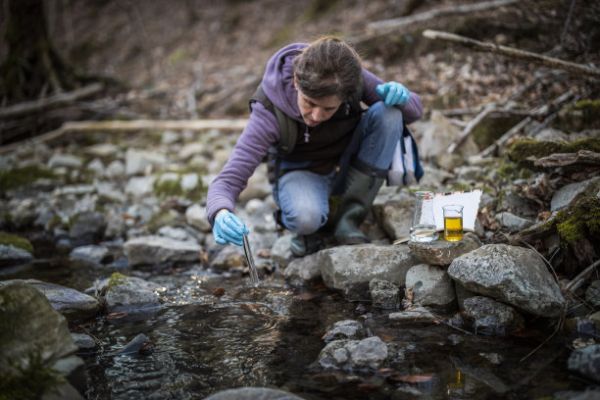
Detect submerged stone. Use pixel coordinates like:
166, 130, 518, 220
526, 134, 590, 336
322, 320, 366, 343
205, 387, 305, 400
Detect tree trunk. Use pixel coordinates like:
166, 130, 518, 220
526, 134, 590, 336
0, 0, 78, 103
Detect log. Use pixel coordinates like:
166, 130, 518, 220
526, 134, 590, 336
0, 83, 104, 119
534, 150, 600, 168
422, 30, 600, 79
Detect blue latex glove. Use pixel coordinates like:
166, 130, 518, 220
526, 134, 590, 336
376, 82, 411, 106
213, 210, 249, 246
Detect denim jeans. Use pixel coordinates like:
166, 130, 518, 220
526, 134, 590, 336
275, 101, 403, 235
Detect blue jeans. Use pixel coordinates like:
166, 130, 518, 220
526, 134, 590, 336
275, 101, 403, 235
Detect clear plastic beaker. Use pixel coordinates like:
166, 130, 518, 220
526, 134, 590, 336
410, 191, 439, 242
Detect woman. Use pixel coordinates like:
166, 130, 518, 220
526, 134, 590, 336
206, 36, 423, 256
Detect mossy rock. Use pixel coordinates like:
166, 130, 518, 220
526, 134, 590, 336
147, 209, 181, 232
507, 137, 600, 168
0, 165, 55, 195
554, 99, 600, 131
554, 196, 600, 245
0, 232, 33, 253
471, 114, 523, 149
153, 173, 206, 202
107, 272, 127, 289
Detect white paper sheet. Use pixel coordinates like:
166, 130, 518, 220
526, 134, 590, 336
431, 190, 482, 231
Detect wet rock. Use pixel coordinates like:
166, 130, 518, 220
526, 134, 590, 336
318, 336, 388, 370
369, 279, 400, 309
205, 387, 305, 400
185, 203, 212, 232
48, 153, 83, 169
284, 252, 322, 285
69, 245, 109, 265
551, 177, 600, 212
210, 246, 245, 270
462, 296, 524, 336
319, 244, 419, 296
322, 320, 366, 342
448, 244, 565, 317
71, 333, 96, 350
125, 149, 167, 175
102, 274, 162, 313
405, 264, 455, 307
126, 176, 156, 198
116, 333, 151, 355
389, 306, 437, 322
372, 188, 414, 240
0, 279, 100, 320
495, 212, 534, 233
568, 344, 600, 383
270, 234, 293, 268
124, 235, 201, 266
585, 280, 600, 308
69, 211, 107, 246
0, 244, 33, 267
408, 232, 482, 266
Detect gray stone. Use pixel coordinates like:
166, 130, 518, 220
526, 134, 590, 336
71, 333, 96, 350
318, 336, 388, 370
568, 344, 600, 383
84, 143, 120, 158
86, 158, 105, 175
0, 244, 33, 266
157, 226, 197, 243
463, 296, 524, 336
448, 244, 565, 317
161, 130, 180, 145
69, 211, 107, 246
69, 245, 109, 265
116, 333, 150, 355
95, 181, 126, 203
495, 212, 534, 232
185, 203, 212, 232
322, 320, 366, 343
126, 176, 156, 197
180, 173, 199, 191
319, 244, 419, 295
48, 154, 83, 169
125, 149, 167, 175
210, 246, 245, 270
104, 275, 161, 312
124, 235, 201, 266
284, 252, 322, 284
106, 160, 125, 178
497, 190, 537, 218
372, 188, 414, 240
551, 177, 600, 212
586, 281, 600, 308
408, 232, 482, 266
389, 306, 437, 322
405, 264, 455, 307
205, 387, 305, 400
369, 279, 400, 310
270, 234, 293, 268
179, 142, 205, 160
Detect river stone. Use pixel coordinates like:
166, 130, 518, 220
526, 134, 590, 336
284, 251, 322, 285
369, 279, 400, 310
0, 244, 33, 266
568, 344, 600, 383
495, 212, 534, 233
157, 226, 197, 243
463, 296, 524, 336
585, 280, 600, 308
448, 244, 565, 317
125, 148, 167, 175
372, 189, 414, 240
205, 387, 305, 400
69, 211, 107, 246
69, 245, 109, 265
408, 232, 482, 266
389, 306, 437, 322
185, 203, 212, 232
124, 235, 201, 266
106, 160, 125, 178
210, 246, 245, 270
319, 244, 419, 296
104, 275, 161, 312
322, 320, 366, 343
318, 336, 388, 370
551, 177, 600, 212
0, 282, 78, 375
270, 234, 293, 268
48, 153, 83, 169
405, 264, 455, 307
71, 333, 96, 350
125, 176, 156, 197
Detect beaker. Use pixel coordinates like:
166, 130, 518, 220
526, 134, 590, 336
410, 191, 438, 242
443, 204, 463, 242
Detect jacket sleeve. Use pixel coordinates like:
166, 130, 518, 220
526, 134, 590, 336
205, 101, 279, 225
360, 67, 424, 124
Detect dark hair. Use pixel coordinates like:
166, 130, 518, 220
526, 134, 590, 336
293, 36, 363, 101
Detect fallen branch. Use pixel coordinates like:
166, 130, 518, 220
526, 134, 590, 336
534, 150, 600, 168
423, 30, 600, 79
447, 103, 496, 154
0, 83, 104, 119
564, 259, 600, 294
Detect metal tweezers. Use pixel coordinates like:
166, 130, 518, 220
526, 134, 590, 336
242, 234, 259, 284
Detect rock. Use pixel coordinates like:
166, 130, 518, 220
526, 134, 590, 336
495, 212, 534, 233
405, 264, 455, 307
319, 244, 419, 296
448, 244, 565, 317
210, 246, 245, 270
106, 160, 125, 178
95, 181, 126, 203
372, 188, 414, 240
205, 387, 305, 400
69, 211, 106, 247
161, 130, 180, 144
86, 158, 105, 175
369, 279, 400, 310
157, 226, 197, 243
408, 232, 482, 266
462, 296, 524, 336
48, 154, 83, 169
103, 274, 162, 313
125, 149, 167, 175
0, 244, 33, 267
84, 143, 120, 158
69, 245, 109, 265
71, 333, 96, 350
551, 177, 600, 212
180, 142, 206, 160
270, 234, 293, 268
185, 203, 212, 232
180, 173, 199, 191
586, 281, 600, 308
116, 333, 151, 355
283, 252, 322, 285
124, 235, 201, 266
0, 279, 100, 320
568, 344, 600, 383
318, 336, 388, 370
496, 190, 538, 218
389, 306, 437, 322
322, 320, 366, 343
126, 176, 156, 198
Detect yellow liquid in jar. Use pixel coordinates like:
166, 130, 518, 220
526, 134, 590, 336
444, 216, 463, 241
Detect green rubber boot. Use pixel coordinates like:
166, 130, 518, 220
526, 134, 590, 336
290, 233, 322, 257
333, 166, 385, 245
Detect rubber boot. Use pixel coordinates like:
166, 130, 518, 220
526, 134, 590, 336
290, 233, 322, 257
333, 166, 385, 245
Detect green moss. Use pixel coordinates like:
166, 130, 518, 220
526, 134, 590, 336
0, 351, 64, 400
496, 160, 533, 181
153, 174, 206, 202
147, 209, 180, 232
554, 98, 600, 131
108, 272, 127, 289
471, 115, 522, 149
0, 232, 33, 253
555, 197, 600, 246
0, 166, 55, 194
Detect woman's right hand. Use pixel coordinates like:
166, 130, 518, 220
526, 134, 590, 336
213, 210, 249, 246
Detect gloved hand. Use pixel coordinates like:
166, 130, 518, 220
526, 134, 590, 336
213, 210, 249, 246
376, 82, 411, 106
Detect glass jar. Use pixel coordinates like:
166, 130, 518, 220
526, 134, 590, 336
410, 191, 439, 242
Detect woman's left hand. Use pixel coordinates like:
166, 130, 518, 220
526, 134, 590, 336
376, 82, 411, 106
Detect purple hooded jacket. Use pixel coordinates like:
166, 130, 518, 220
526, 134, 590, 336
206, 43, 423, 224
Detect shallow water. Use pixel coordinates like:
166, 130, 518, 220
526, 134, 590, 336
2, 257, 587, 400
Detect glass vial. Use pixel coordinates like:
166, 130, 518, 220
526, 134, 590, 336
410, 191, 439, 242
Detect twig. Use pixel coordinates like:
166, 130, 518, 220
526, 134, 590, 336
423, 30, 600, 79
447, 103, 496, 154
564, 259, 600, 294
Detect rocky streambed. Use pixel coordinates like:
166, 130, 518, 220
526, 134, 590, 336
1, 125, 599, 399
